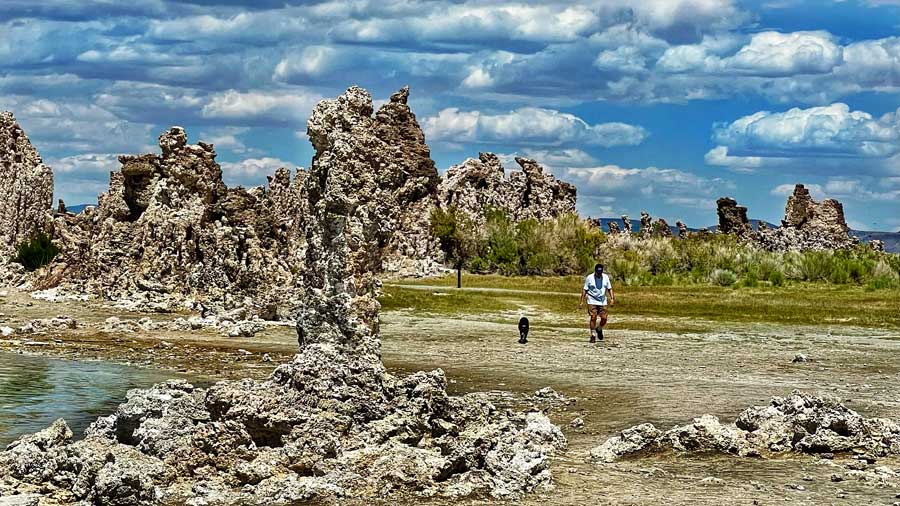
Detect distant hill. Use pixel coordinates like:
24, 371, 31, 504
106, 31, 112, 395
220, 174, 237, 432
65, 203, 93, 213
850, 230, 900, 253
595, 217, 900, 253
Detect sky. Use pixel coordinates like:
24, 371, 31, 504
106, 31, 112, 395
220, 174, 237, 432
1, 0, 898, 230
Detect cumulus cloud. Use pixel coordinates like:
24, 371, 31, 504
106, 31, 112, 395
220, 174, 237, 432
713, 103, 900, 158
46, 153, 120, 173
659, 31, 843, 77
703, 145, 766, 172
499, 148, 599, 169
0, 95, 155, 155
219, 156, 297, 177
273, 46, 336, 80
201, 89, 324, 126
423, 107, 647, 147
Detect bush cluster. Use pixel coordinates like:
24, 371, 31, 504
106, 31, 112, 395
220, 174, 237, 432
468, 210, 604, 276
596, 233, 900, 289
431, 208, 900, 290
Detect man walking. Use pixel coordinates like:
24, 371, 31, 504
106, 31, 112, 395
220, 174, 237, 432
579, 263, 615, 343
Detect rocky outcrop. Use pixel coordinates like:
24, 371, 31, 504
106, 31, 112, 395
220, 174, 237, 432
639, 211, 652, 238
2, 85, 584, 300
591, 391, 900, 463
0, 369, 565, 503
607, 220, 620, 234
305, 86, 443, 280
676, 221, 689, 238
757, 184, 855, 251
41, 128, 306, 316
0, 112, 53, 259
716, 197, 751, 237
782, 184, 848, 234
652, 218, 672, 237
621, 214, 632, 234
438, 153, 576, 228
716, 186, 856, 251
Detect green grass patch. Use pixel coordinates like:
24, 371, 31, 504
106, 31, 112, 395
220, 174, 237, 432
384, 274, 900, 329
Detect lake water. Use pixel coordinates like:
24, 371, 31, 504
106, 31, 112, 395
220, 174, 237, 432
0, 352, 200, 446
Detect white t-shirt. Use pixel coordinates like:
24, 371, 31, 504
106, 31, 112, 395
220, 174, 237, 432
584, 272, 612, 306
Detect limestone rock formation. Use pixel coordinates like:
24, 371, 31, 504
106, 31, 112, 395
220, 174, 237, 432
716, 197, 752, 237
607, 220, 620, 234
758, 184, 856, 251
621, 214, 632, 233
305, 85, 443, 279
591, 391, 900, 463
0, 89, 567, 504
782, 184, 849, 233
639, 211, 652, 238
0, 112, 53, 259
676, 221, 689, 238
438, 153, 576, 228
2, 85, 581, 308
0, 369, 566, 503
652, 218, 672, 237
43, 127, 306, 316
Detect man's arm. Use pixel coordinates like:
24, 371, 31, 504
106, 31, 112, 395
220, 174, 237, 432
579, 288, 587, 308
607, 287, 615, 306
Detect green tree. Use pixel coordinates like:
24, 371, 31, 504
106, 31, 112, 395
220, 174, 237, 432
430, 206, 479, 288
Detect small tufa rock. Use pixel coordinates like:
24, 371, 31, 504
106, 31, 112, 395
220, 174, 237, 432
621, 214, 632, 234
591, 391, 900, 462
792, 353, 809, 363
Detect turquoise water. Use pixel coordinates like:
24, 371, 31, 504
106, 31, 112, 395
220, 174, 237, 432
0, 352, 199, 446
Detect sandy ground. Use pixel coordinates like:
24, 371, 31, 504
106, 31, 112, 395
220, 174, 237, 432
2, 287, 900, 505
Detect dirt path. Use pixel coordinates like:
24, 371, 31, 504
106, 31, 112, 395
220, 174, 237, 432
2, 288, 900, 504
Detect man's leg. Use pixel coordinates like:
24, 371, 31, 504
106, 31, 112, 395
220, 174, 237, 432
588, 306, 598, 342
597, 306, 608, 340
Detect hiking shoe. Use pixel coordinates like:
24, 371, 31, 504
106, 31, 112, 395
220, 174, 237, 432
590, 329, 597, 343
597, 329, 604, 341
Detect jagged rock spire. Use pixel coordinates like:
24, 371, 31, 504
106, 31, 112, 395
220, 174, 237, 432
0, 112, 54, 258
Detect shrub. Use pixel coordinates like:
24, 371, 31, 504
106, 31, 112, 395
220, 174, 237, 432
741, 271, 759, 288
15, 232, 59, 271
653, 273, 675, 286
866, 275, 899, 291
608, 257, 641, 284
797, 251, 833, 282
768, 269, 785, 287
828, 264, 849, 284
468, 256, 491, 273
710, 268, 737, 287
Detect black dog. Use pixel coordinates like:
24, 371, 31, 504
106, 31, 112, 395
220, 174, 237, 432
518, 317, 529, 344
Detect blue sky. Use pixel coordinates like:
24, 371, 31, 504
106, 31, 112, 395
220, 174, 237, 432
1, 0, 898, 230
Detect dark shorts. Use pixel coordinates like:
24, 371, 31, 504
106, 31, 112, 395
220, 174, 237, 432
587, 305, 608, 318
